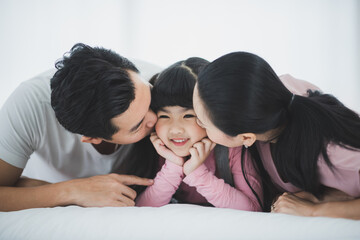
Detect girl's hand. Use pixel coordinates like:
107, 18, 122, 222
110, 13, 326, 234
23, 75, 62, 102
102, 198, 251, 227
150, 132, 184, 166
271, 192, 317, 216
183, 138, 216, 175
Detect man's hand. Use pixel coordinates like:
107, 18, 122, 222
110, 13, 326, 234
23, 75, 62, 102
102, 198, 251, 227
68, 174, 154, 207
150, 132, 184, 166
183, 138, 216, 175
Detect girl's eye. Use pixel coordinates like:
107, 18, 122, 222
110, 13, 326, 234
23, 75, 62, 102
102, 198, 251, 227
158, 115, 169, 119
184, 114, 195, 118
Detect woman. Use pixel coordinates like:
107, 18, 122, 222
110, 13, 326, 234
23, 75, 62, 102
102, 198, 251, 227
193, 51, 360, 219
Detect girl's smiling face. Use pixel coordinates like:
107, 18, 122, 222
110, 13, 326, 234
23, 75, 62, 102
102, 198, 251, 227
155, 106, 207, 157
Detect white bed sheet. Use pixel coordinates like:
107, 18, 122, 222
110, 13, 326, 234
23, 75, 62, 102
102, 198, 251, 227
1, 204, 359, 240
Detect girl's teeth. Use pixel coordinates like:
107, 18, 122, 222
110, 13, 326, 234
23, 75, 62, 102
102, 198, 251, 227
173, 139, 186, 143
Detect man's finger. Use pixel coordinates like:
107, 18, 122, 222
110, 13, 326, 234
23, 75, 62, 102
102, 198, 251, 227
117, 194, 135, 206
109, 201, 127, 208
111, 174, 154, 186
118, 185, 137, 200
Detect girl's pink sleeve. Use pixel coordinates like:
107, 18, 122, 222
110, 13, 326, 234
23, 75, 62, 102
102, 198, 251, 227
136, 160, 184, 207
182, 148, 262, 211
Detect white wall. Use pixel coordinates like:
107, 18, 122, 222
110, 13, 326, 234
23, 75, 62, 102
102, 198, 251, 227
0, 0, 359, 111
0, 0, 130, 106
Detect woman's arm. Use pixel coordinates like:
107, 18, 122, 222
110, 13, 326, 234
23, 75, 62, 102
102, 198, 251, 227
313, 198, 360, 219
291, 187, 355, 203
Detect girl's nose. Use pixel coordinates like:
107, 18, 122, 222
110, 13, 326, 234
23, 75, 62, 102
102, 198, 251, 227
169, 124, 184, 135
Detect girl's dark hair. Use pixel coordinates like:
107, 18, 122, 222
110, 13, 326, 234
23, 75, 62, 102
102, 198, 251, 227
197, 51, 360, 211
150, 57, 208, 112
151, 57, 235, 188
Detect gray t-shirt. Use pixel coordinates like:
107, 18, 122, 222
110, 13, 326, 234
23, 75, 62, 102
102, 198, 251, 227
0, 60, 161, 183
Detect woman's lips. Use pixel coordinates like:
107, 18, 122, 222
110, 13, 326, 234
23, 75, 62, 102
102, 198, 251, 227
170, 138, 189, 146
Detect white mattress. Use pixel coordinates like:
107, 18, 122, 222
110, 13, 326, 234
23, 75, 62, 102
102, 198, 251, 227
1, 204, 359, 240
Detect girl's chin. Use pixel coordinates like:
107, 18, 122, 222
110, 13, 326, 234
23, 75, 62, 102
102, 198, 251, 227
171, 149, 190, 158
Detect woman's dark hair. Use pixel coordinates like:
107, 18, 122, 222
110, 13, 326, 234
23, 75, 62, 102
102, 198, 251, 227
51, 43, 138, 140
151, 57, 234, 187
197, 51, 360, 211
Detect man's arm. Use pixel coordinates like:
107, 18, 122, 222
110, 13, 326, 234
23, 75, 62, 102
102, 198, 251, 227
15, 177, 50, 187
0, 159, 154, 212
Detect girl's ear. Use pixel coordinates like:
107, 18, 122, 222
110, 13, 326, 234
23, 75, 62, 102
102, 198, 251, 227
81, 136, 103, 144
233, 133, 257, 147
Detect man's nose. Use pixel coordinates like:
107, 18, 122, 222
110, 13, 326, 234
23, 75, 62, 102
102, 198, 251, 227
145, 110, 157, 128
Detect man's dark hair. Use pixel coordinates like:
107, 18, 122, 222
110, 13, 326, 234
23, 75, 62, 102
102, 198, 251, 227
51, 43, 139, 140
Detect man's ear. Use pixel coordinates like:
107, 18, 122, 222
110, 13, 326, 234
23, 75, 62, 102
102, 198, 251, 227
81, 136, 103, 144
233, 133, 257, 147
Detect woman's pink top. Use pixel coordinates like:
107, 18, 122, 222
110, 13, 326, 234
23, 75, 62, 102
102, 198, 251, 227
136, 147, 263, 211
257, 141, 360, 197
258, 74, 360, 197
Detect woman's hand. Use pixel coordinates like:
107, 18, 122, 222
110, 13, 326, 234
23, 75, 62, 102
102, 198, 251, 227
292, 191, 320, 203
150, 132, 184, 166
272, 191, 360, 219
183, 138, 216, 175
271, 192, 317, 216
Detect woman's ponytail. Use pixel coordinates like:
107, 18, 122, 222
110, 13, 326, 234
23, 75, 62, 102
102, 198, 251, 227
273, 90, 360, 196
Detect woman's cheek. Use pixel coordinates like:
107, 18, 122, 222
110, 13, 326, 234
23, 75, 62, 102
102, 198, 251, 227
206, 130, 221, 144
194, 125, 207, 140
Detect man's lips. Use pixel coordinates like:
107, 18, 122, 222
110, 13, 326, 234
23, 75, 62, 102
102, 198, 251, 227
170, 138, 189, 146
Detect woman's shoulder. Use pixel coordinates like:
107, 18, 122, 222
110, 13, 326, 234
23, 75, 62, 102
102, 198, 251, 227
318, 143, 360, 197
319, 143, 360, 170
279, 74, 321, 96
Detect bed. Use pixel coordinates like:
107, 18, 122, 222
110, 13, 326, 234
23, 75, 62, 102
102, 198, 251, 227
1, 204, 359, 239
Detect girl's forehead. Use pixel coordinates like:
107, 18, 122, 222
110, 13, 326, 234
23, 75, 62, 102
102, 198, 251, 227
159, 106, 194, 113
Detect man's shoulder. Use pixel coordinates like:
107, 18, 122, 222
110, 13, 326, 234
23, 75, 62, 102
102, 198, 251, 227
7, 69, 57, 111
0, 69, 57, 130
21, 69, 56, 98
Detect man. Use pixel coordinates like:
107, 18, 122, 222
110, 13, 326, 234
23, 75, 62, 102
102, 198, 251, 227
0, 43, 160, 211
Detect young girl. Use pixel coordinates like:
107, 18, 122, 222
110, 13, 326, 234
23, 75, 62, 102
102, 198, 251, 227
136, 57, 263, 211
193, 51, 360, 219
